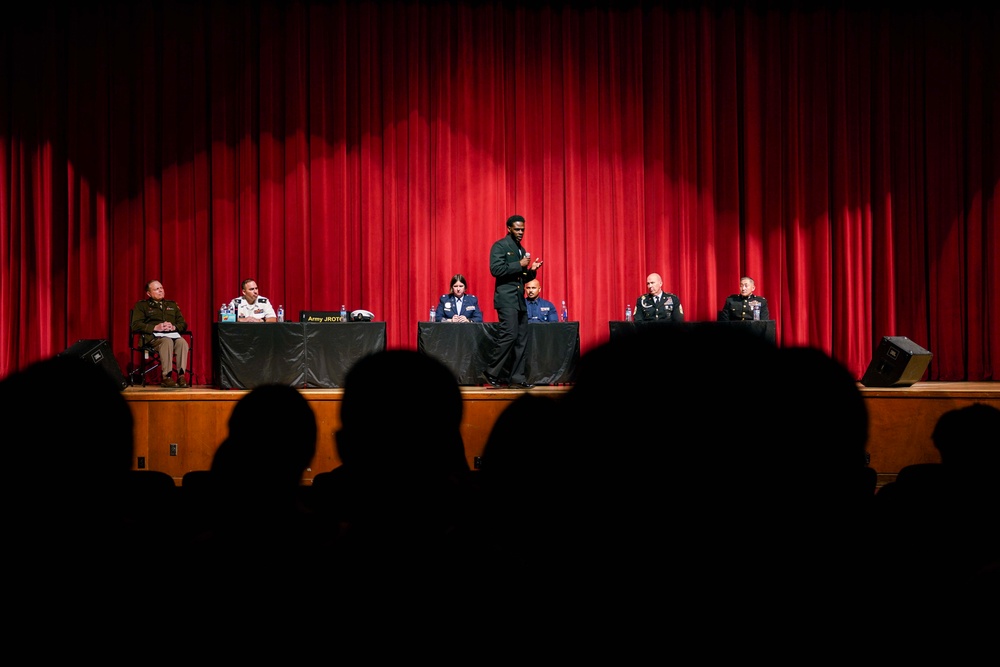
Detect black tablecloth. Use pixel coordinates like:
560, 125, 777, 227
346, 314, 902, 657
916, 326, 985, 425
417, 322, 579, 385
608, 319, 777, 345
214, 322, 387, 389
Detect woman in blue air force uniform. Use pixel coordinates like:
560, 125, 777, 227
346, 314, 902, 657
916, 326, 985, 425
436, 273, 484, 322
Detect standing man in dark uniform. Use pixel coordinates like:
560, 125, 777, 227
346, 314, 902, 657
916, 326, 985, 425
633, 272, 684, 322
718, 276, 769, 321
131, 279, 190, 388
485, 214, 543, 389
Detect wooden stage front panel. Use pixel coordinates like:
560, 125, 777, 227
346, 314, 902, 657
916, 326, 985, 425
124, 385, 526, 484
122, 382, 1000, 485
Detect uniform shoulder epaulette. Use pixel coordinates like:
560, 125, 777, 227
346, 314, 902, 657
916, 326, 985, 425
258, 296, 269, 303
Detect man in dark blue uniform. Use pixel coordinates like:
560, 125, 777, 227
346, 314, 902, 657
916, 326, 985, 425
485, 214, 543, 389
718, 276, 769, 321
633, 272, 684, 322
436, 273, 484, 322
524, 279, 558, 323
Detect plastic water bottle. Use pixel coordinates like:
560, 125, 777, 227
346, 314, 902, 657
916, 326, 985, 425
625, 304, 632, 322
340, 304, 348, 322
219, 303, 226, 322
561, 300, 568, 322
753, 303, 760, 321
430, 304, 436, 322
277, 305, 284, 322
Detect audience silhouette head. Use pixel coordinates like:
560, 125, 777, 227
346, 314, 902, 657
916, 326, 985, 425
318, 349, 474, 613
555, 323, 881, 641
1, 353, 134, 497
931, 402, 1000, 471
769, 344, 874, 503
211, 383, 317, 491
336, 349, 468, 477
480, 392, 564, 480
0, 353, 139, 623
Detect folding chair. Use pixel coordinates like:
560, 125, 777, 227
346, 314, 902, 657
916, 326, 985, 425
128, 316, 194, 386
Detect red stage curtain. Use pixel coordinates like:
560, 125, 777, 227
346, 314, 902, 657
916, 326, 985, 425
1, 2, 997, 382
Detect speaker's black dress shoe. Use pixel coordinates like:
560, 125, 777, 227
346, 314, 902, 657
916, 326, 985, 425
510, 381, 535, 389
483, 372, 508, 388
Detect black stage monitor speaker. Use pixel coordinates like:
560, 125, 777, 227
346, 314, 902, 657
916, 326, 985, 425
860, 336, 932, 388
59, 338, 128, 391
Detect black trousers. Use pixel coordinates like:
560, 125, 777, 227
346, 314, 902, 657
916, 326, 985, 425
487, 307, 529, 382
